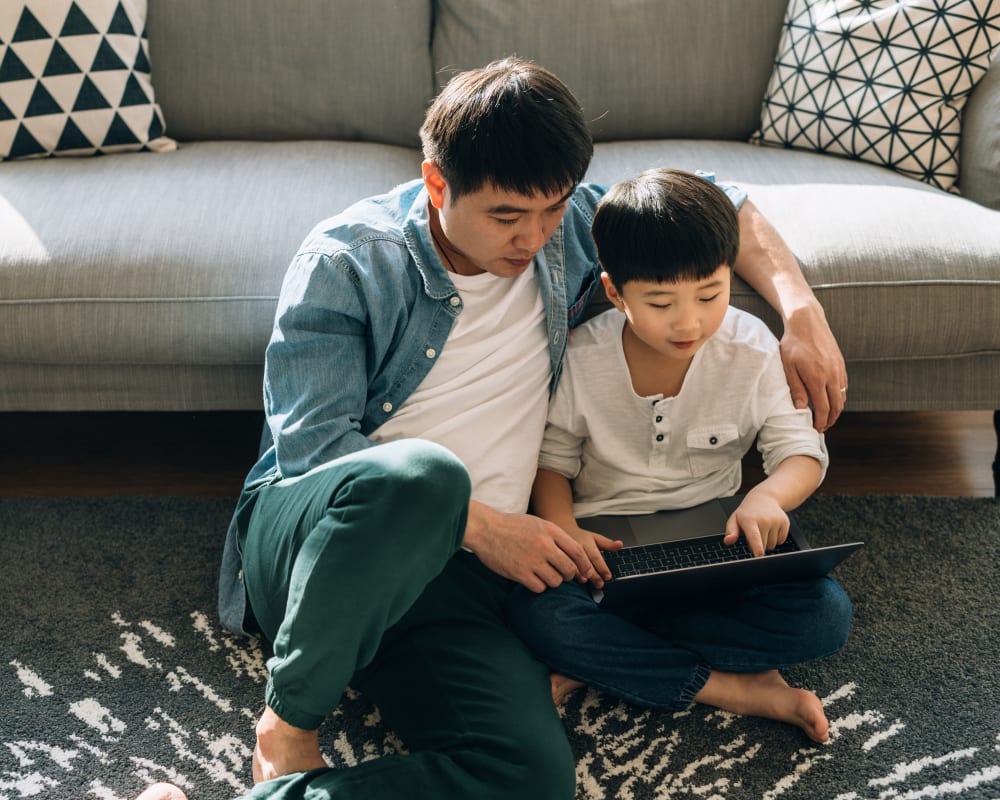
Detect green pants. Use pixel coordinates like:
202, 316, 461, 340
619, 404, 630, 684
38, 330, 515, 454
238, 439, 576, 800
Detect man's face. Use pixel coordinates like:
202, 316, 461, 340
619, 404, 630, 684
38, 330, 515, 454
423, 162, 574, 278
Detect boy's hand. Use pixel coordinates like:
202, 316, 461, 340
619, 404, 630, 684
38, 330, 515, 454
723, 494, 789, 557
568, 527, 623, 589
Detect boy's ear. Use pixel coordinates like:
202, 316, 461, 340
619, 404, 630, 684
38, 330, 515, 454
422, 161, 447, 210
601, 271, 624, 309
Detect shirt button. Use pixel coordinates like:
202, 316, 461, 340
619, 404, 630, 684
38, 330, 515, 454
709, 435, 718, 445
382, 401, 393, 413
449, 296, 461, 307
425, 348, 436, 359
655, 434, 664, 442
655, 415, 663, 423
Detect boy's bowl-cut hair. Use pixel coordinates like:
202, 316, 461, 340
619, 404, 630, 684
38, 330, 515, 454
592, 168, 740, 288
420, 57, 593, 201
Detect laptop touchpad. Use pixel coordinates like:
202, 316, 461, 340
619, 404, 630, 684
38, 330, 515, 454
628, 502, 730, 545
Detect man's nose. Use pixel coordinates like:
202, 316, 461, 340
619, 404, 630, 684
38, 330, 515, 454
514, 216, 546, 252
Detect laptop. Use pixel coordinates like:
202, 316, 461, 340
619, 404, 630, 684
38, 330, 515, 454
583, 495, 863, 610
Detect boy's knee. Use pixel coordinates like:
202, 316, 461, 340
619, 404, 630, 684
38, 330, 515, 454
814, 578, 853, 654
506, 582, 596, 653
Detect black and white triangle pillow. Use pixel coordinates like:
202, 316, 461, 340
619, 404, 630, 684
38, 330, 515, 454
752, 0, 1000, 193
0, 0, 175, 160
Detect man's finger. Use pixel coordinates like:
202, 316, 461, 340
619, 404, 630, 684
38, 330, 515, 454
783, 363, 810, 410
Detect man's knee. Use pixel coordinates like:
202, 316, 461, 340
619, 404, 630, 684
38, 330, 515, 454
453, 731, 576, 800
359, 438, 471, 515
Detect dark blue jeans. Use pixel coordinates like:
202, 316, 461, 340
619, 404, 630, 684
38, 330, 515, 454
506, 576, 852, 710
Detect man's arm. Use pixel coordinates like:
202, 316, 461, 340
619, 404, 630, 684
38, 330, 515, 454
733, 199, 848, 432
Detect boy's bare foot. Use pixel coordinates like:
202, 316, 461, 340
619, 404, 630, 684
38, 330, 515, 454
134, 783, 188, 800
253, 704, 328, 783
695, 669, 830, 743
550, 673, 586, 705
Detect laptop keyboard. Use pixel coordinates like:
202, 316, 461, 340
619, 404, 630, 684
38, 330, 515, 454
605, 535, 801, 578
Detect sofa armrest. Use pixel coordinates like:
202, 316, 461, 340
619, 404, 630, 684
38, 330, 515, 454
960, 54, 1000, 211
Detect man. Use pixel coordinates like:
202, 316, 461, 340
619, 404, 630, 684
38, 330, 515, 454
217, 57, 847, 800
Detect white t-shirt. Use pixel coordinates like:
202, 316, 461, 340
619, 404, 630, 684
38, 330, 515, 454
540, 306, 828, 518
371, 263, 550, 513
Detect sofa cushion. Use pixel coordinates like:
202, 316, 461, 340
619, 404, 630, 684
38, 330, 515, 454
0, 141, 421, 371
432, 0, 789, 141
586, 140, 1000, 368
751, 0, 1000, 193
145, 0, 434, 148
0, 0, 175, 159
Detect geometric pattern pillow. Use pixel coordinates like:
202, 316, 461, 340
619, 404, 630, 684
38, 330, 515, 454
751, 0, 1000, 193
0, 0, 175, 160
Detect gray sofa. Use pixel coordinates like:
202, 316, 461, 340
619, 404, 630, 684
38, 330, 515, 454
2, 1, 998, 483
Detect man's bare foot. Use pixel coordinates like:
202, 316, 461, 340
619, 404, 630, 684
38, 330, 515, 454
550, 673, 586, 705
694, 669, 830, 743
134, 783, 188, 800
253, 704, 328, 783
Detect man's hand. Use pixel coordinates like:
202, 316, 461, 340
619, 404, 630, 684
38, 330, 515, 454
723, 492, 790, 557
780, 302, 848, 433
463, 500, 600, 593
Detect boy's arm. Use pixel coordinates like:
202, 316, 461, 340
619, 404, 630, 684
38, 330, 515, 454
733, 200, 848, 433
724, 455, 824, 557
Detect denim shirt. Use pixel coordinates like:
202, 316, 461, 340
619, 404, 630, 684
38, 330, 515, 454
218, 175, 746, 635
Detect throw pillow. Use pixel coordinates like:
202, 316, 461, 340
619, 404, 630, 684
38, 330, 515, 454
752, 0, 1000, 192
0, 0, 175, 160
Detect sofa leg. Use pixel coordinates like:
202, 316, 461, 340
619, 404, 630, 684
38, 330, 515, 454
994, 411, 999, 498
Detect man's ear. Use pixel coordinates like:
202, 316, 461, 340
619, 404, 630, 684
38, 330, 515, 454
601, 272, 624, 309
422, 161, 447, 210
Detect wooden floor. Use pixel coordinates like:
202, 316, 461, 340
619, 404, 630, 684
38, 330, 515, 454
0, 410, 995, 498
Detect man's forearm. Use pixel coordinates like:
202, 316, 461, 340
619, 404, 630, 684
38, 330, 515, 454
732, 198, 820, 321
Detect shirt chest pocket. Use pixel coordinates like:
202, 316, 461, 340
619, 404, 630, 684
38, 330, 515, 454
685, 424, 742, 475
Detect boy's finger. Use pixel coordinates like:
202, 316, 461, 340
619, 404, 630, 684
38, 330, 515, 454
743, 523, 765, 557
595, 534, 624, 551
723, 514, 741, 545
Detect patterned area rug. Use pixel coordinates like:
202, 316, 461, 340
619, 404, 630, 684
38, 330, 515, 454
1, 495, 998, 800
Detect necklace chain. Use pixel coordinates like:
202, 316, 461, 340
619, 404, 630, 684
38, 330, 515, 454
431, 229, 459, 274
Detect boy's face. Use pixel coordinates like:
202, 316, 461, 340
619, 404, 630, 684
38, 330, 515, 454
422, 161, 574, 278
602, 266, 732, 362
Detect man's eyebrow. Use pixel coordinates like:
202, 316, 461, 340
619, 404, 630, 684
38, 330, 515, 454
485, 187, 575, 215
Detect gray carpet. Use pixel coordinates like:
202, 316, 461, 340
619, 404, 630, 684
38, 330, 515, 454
1, 495, 998, 800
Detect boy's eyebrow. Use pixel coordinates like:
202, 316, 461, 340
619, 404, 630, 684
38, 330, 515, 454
485, 187, 575, 214
642, 278, 726, 296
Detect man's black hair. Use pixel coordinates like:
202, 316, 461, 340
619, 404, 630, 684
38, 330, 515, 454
420, 57, 593, 200
592, 168, 740, 288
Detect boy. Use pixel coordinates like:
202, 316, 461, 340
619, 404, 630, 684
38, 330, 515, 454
507, 168, 853, 744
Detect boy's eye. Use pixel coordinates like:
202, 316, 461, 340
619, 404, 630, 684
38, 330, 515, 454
649, 303, 672, 310
700, 293, 721, 303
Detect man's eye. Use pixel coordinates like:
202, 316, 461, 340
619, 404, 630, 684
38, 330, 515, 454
494, 217, 518, 226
